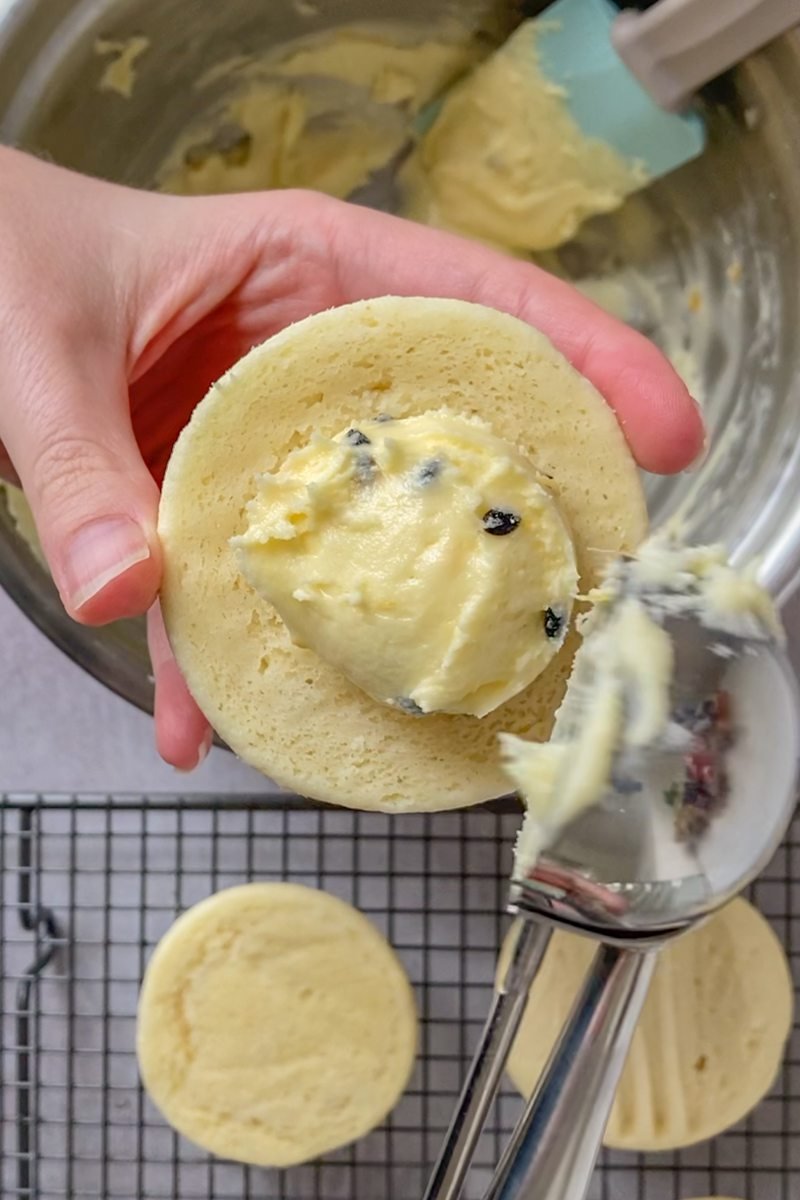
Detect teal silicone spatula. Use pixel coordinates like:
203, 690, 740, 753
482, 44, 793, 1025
535, 0, 800, 180
349, 0, 800, 211
533, 0, 706, 180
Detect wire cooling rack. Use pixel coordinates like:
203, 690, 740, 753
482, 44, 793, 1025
1, 793, 799, 1200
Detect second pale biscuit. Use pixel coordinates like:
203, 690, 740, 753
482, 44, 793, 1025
499, 898, 793, 1151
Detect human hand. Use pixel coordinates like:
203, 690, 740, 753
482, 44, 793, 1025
0, 148, 703, 771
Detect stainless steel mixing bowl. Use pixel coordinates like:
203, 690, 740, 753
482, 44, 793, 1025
1, 0, 799, 718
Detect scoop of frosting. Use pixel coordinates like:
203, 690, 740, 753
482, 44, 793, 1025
232, 409, 577, 717
501, 530, 783, 874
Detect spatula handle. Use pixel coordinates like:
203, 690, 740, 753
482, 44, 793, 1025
481, 942, 656, 1200
612, 0, 800, 110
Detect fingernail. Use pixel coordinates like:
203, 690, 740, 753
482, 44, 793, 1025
174, 728, 213, 774
64, 516, 150, 611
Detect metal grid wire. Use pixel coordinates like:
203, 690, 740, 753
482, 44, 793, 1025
1, 793, 799, 1200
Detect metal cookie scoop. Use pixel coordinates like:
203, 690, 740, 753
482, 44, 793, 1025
424, 585, 800, 1200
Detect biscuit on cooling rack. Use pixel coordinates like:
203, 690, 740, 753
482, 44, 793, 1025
137, 882, 417, 1166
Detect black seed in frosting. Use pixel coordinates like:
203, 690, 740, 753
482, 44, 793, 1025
375, 413, 394, 423
416, 458, 443, 486
345, 428, 371, 446
544, 607, 563, 639
354, 452, 377, 482
395, 696, 425, 716
482, 509, 521, 536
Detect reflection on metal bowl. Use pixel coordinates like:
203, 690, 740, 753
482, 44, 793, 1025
1, 0, 799, 719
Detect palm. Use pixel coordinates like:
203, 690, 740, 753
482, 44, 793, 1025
128, 192, 698, 490
130, 223, 343, 486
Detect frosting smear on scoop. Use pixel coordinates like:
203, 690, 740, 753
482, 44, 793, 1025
501, 532, 783, 874
233, 409, 577, 718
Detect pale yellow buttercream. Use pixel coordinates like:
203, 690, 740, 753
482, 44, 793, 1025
158, 31, 478, 199
233, 410, 577, 718
271, 31, 477, 109
94, 36, 150, 99
158, 22, 642, 254
402, 20, 645, 252
159, 78, 408, 199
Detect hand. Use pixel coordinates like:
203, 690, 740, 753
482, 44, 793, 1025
0, 148, 703, 771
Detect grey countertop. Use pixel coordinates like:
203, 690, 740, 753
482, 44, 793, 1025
0, 585, 275, 793
3, 582, 800, 794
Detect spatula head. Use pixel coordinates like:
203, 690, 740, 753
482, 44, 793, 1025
534, 0, 706, 181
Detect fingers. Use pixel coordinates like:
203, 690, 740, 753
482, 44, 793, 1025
322, 200, 704, 474
147, 603, 212, 771
0, 335, 161, 624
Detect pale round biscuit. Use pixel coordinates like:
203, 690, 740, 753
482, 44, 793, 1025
159, 296, 646, 810
499, 899, 793, 1151
137, 883, 417, 1167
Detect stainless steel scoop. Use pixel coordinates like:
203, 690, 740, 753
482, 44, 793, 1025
424, 605, 800, 1200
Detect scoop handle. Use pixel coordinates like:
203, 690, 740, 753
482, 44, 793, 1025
422, 920, 553, 1200
612, 0, 800, 111
481, 942, 657, 1200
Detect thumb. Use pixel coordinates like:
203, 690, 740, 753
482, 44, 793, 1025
1, 341, 161, 624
